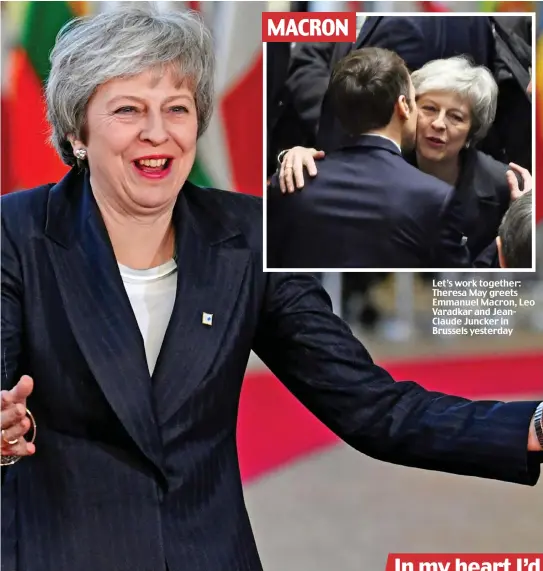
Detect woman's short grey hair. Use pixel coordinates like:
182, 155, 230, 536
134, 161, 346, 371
411, 56, 498, 143
46, 5, 215, 166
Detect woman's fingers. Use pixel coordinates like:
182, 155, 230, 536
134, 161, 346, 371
0, 402, 26, 430
304, 149, 321, 179
280, 147, 326, 194
0, 375, 36, 460
1, 415, 35, 459
292, 151, 320, 189
508, 162, 532, 196
11, 375, 34, 403
279, 155, 287, 194
506, 170, 520, 199
505, 171, 520, 193
518, 167, 532, 191
308, 150, 325, 176
2, 416, 32, 444
2, 437, 35, 458
279, 151, 297, 194
283, 154, 296, 194
292, 152, 305, 190
1, 375, 34, 409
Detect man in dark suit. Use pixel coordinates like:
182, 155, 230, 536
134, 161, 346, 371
286, 15, 494, 153
267, 47, 470, 269
483, 16, 532, 170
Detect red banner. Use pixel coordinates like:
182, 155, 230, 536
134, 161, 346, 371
262, 12, 357, 42
386, 554, 543, 571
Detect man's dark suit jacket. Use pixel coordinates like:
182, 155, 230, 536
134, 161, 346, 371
286, 16, 494, 152
267, 136, 471, 269
484, 16, 532, 170
1, 168, 540, 571
266, 42, 294, 176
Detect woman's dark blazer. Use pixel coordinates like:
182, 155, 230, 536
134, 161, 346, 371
408, 148, 511, 267
1, 168, 539, 571
456, 148, 512, 266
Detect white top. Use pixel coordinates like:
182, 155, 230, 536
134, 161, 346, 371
118, 259, 177, 375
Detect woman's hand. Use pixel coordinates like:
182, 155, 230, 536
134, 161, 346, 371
506, 162, 532, 201
279, 147, 325, 194
1, 375, 36, 459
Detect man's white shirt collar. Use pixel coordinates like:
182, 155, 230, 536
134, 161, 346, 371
364, 133, 402, 153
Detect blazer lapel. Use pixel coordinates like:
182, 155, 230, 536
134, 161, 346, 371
44, 171, 165, 477
458, 149, 500, 208
151, 185, 251, 423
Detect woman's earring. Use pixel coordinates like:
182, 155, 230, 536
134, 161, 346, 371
74, 149, 87, 160
465, 141, 471, 149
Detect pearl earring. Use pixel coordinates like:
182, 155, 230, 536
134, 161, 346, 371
74, 149, 87, 160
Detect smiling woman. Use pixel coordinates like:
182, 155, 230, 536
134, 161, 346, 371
41, 7, 214, 270
75, 69, 198, 218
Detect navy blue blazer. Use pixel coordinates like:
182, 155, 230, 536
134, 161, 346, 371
1, 168, 540, 571
405, 148, 512, 268
267, 136, 471, 269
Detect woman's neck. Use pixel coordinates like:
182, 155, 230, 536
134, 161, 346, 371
416, 151, 461, 187
92, 189, 176, 270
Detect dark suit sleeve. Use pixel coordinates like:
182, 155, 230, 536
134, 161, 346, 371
473, 241, 500, 268
361, 18, 428, 72
285, 42, 339, 140
1, 214, 24, 390
253, 272, 541, 484
265, 175, 286, 268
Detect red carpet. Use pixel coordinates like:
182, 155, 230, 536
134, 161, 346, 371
237, 352, 543, 482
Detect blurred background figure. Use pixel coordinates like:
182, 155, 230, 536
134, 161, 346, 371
266, 41, 294, 178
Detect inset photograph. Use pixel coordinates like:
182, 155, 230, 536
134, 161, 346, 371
265, 14, 535, 271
